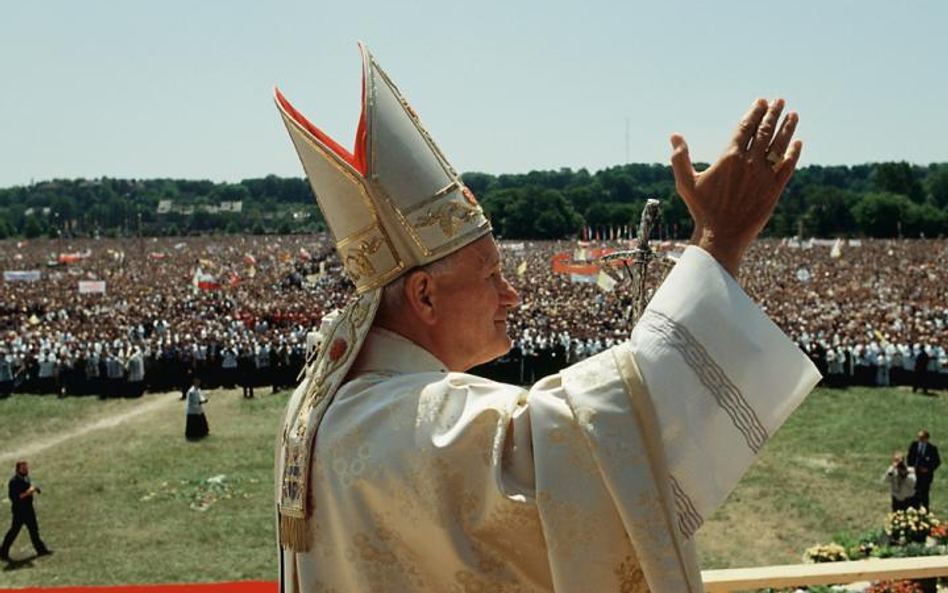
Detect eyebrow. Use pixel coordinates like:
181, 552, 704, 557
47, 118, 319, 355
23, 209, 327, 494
472, 244, 501, 270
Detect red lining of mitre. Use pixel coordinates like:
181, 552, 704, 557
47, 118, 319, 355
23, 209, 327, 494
275, 87, 367, 176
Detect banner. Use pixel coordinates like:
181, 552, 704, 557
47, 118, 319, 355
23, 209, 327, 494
58, 249, 92, 264
596, 270, 617, 292
569, 272, 597, 284
3, 270, 42, 282
78, 280, 107, 294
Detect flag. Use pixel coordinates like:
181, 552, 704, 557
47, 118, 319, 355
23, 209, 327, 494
596, 270, 617, 292
516, 260, 527, 277
874, 330, 887, 345
830, 238, 843, 259
192, 268, 220, 291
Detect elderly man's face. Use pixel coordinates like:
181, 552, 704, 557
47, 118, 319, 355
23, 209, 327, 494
433, 236, 520, 371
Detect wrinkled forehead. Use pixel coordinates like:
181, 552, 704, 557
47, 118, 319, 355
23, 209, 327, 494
452, 234, 500, 270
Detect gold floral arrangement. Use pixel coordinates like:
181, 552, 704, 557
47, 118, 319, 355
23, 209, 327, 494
802, 542, 849, 563
884, 507, 940, 544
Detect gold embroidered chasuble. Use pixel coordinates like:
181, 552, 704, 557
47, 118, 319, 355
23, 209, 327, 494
276, 246, 821, 593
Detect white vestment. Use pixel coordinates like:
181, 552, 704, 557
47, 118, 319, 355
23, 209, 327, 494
277, 247, 821, 593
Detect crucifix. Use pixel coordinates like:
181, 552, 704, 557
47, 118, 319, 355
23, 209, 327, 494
599, 199, 671, 325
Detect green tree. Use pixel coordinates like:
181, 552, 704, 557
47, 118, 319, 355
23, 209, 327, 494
851, 192, 914, 237
800, 186, 858, 236
871, 162, 924, 203
925, 163, 948, 208
905, 202, 946, 238
498, 186, 581, 239
24, 216, 45, 238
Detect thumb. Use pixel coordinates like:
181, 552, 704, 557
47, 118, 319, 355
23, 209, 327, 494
669, 134, 695, 194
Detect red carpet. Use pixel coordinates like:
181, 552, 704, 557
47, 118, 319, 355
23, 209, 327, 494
0, 582, 277, 593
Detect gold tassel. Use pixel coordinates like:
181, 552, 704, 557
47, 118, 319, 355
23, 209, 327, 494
279, 513, 311, 551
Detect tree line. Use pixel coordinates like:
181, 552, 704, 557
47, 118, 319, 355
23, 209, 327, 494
2, 162, 947, 240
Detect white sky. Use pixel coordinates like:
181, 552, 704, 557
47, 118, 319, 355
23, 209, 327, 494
1, 0, 946, 187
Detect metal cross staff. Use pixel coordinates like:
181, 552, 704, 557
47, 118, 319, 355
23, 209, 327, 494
599, 198, 664, 325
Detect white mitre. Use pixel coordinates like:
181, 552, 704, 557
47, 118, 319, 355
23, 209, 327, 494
274, 43, 491, 550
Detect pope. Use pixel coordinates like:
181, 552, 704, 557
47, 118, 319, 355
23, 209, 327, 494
273, 43, 820, 593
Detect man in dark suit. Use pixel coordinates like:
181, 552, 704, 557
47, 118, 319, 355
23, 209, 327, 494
907, 430, 941, 510
0, 461, 51, 561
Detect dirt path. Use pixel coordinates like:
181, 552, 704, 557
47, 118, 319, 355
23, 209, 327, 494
0, 393, 180, 464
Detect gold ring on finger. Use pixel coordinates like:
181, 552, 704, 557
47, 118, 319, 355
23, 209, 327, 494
766, 150, 783, 166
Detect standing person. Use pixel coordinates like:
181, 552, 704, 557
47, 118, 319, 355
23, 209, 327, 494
184, 377, 209, 441
0, 461, 51, 561
220, 343, 238, 389
883, 453, 917, 512
912, 343, 930, 393
104, 349, 125, 398
237, 344, 254, 399
271, 46, 819, 593
0, 348, 13, 399
126, 346, 145, 398
85, 346, 102, 397
908, 430, 941, 510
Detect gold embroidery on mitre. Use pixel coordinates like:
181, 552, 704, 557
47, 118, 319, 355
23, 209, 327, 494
343, 237, 384, 281
414, 200, 483, 238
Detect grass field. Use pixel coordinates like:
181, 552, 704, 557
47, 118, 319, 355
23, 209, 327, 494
0, 385, 945, 587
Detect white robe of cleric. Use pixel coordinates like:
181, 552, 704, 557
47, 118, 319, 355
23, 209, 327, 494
277, 246, 821, 593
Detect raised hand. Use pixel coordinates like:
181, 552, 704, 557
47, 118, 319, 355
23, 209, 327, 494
670, 98, 802, 277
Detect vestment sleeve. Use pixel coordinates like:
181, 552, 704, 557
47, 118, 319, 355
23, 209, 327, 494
522, 246, 821, 593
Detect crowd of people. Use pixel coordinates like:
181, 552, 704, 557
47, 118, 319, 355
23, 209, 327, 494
1, 234, 947, 396
0, 234, 348, 398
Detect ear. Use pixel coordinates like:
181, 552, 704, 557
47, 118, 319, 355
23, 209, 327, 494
404, 270, 438, 325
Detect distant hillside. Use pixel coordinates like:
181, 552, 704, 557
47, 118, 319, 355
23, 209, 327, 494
1, 162, 947, 239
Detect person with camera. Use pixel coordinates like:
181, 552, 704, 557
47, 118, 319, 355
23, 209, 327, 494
883, 452, 917, 512
0, 460, 51, 561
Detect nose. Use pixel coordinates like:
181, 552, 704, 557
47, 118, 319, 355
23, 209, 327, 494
499, 275, 520, 308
